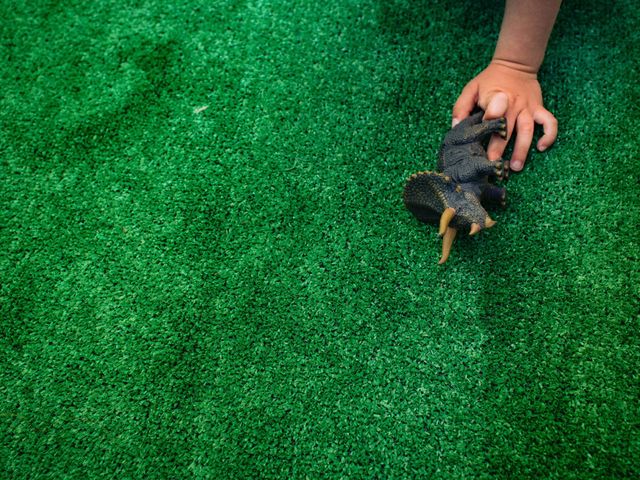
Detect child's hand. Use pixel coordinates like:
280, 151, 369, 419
451, 61, 558, 171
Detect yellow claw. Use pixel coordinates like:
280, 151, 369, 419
438, 207, 456, 237
485, 217, 496, 228
439, 227, 457, 264
469, 223, 481, 236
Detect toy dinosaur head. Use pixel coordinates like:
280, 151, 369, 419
436, 195, 496, 264
403, 172, 496, 264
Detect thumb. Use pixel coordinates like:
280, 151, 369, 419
482, 92, 509, 120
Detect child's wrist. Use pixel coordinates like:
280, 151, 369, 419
489, 58, 539, 77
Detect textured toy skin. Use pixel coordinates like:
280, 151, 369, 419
403, 111, 509, 264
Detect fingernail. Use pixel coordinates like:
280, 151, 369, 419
511, 161, 523, 171
538, 144, 547, 152
451, 118, 460, 128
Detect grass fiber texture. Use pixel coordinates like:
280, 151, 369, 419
1, 0, 639, 478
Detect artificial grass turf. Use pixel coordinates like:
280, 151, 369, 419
1, 0, 639, 477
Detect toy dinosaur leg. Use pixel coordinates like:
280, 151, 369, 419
452, 156, 508, 183
480, 184, 507, 207
473, 156, 509, 180
444, 117, 507, 146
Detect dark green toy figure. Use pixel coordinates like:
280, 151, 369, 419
404, 111, 509, 264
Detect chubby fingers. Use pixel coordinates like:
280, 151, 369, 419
533, 108, 558, 151
452, 81, 479, 127
510, 111, 534, 171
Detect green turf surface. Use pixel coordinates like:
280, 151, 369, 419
1, 0, 639, 478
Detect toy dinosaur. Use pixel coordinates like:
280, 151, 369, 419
403, 111, 509, 264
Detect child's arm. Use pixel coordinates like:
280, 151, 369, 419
452, 0, 562, 171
